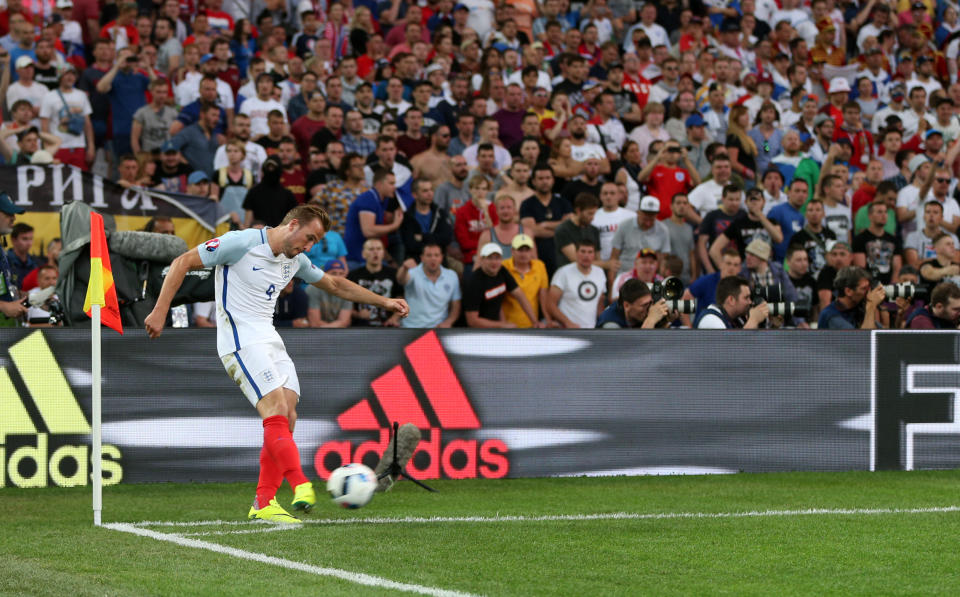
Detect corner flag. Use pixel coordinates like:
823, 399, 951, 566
83, 212, 123, 334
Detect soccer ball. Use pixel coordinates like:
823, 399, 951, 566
326, 463, 378, 509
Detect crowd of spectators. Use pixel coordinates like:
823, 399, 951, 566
4, 0, 960, 329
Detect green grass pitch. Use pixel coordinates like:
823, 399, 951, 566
3, 471, 960, 596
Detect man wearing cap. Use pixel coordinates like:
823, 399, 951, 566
806, 113, 835, 166
547, 238, 607, 328
609, 195, 671, 276
820, 77, 851, 122
610, 247, 659, 301
741, 237, 799, 304
39, 63, 93, 170
149, 141, 189, 193
462, 242, 540, 328
0, 193, 29, 326
6, 56, 45, 117
743, 72, 782, 124
185, 170, 218, 200
501, 233, 552, 328
810, 17, 844, 66
683, 113, 713, 180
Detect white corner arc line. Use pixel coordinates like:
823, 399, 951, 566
127, 505, 960, 529
104, 522, 479, 597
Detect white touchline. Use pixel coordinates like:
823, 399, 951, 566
127, 505, 960, 529
103, 523, 479, 597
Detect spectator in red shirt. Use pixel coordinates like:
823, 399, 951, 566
203, 0, 235, 35
820, 77, 850, 122
833, 101, 874, 172
635, 140, 700, 220
99, 2, 140, 50
454, 175, 495, 272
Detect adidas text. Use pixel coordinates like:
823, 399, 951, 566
1, 331, 123, 488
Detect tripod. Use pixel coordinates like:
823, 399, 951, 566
378, 421, 437, 492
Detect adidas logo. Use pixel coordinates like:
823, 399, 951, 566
0, 331, 122, 488
315, 332, 509, 480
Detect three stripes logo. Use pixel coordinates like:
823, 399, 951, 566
0, 331, 122, 487
314, 331, 509, 480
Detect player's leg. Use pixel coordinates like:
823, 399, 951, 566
221, 348, 301, 522
256, 387, 310, 491
257, 352, 316, 511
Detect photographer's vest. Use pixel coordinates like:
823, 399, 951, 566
693, 304, 733, 329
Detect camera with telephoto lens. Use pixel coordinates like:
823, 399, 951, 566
46, 298, 64, 326
751, 283, 809, 318
883, 283, 926, 301
649, 276, 696, 314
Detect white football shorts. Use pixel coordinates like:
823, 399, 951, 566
221, 341, 301, 407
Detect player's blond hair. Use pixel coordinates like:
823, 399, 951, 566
281, 204, 332, 233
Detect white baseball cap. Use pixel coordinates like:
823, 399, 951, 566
829, 77, 851, 94
15, 55, 34, 70
478, 243, 503, 258
639, 195, 661, 213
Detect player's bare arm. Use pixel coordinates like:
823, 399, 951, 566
314, 274, 410, 318
144, 248, 206, 338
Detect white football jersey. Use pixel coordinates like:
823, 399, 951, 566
198, 228, 324, 356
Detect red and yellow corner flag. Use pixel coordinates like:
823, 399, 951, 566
83, 212, 123, 334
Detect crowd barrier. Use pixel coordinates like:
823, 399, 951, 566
1, 329, 958, 488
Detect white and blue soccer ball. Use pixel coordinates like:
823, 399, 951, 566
326, 463, 378, 509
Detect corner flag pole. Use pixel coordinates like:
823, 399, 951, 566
83, 211, 122, 526
92, 303, 102, 526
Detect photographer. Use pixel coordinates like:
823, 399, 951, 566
597, 279, 675, 329
695, 276, 770, 329
905, 282, 960, 329
0, 193, 28, 327
817, 266, 885, 329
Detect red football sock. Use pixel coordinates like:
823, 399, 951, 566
262, 415, 309, 489
255, 445, 282, 509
